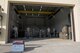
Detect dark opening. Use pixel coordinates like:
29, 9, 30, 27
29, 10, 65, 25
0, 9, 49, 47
8, 3, 73, 41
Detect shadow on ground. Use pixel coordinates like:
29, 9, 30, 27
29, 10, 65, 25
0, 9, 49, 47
24, 46, 41, 52
4, 44, 42, 53
9, 38, 58, 43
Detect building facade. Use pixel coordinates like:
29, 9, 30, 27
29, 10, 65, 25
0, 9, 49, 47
0, 0, 80, 44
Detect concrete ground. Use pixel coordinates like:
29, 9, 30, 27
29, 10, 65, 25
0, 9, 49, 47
0, 38, 80, 53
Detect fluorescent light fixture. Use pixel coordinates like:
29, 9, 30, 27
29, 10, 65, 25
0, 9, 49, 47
23, 5, 26, 10
40, 6, 42, 11
41, 6, 42, 8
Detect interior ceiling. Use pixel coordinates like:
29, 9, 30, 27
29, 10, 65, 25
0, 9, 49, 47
12, 3, 61, 17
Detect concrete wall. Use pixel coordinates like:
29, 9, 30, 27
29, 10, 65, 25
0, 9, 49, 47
9, 4, 19, 39
21, 16, 45, 27
73, 0, 80, 42
20, 15, 54, 28
0, 0, 9, 44
8, 0, 75, 6
53, 8, 70, 32
9, 5, 19, 28
51, 8, 71, 39
1, 0, 80, 44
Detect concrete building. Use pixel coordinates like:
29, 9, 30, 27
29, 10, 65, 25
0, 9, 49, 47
0, 0, 80, 44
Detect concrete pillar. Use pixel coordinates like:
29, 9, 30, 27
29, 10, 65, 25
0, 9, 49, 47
73, 0, 80, 42
0, 0, 9, 44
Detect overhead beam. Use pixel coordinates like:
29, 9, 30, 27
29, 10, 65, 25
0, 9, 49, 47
53, 7, 62, 15
48, 7, 62, 19
17, 10, 54, 14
